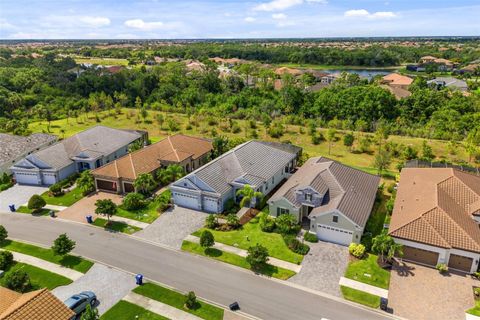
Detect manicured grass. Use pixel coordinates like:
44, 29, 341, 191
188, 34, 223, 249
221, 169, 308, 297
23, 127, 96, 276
42, 187, 84, 206
16, 206, 52, 216
27, 108, 472, 175
133, 282, 224, 320
0, 240, 93, 273
181, 240, 295, 280
117, 201, 160, 223
92, 218, 142, 234
341, 286, 381, 309
0, 261, 72, 291
193, 212, 303, 264
101, 301, 169, 320
467, 300, 480, 316
344, 254, 390, 289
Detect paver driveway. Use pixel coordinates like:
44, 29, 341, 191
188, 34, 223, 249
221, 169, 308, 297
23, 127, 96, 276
0, 184, 48, 212
56, 192, 123, 223
389, 261, 479, 320
135, 205, 207, 249
288, 240, 349, 297
53, 263, 137, 315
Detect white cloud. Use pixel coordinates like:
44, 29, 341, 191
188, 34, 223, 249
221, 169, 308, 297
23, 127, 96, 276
253, 0, 303, 12
124, 19, 165, 30
78, 16, 110, 27
0, 19, 15, 30
272, 13, 287, 19
244, 17, 256, 22
344, 9, 396, 19
306, 0, 327, 3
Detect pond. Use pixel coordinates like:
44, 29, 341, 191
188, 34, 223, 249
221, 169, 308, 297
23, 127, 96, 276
322, 69, 395, 79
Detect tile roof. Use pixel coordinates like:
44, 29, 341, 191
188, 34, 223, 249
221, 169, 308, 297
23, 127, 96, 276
175, 140, 300, 196
389, 168, 480, 253
11, 126, 142, 171
270, 157, 380, 227
382, 73, 413, 86
380, 85, 412, 100
0, 133, 57, 165
92, 134, 212, 180
0, 287, 75, 320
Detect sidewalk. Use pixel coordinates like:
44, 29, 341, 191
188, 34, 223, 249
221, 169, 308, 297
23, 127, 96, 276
123, 291, 202, 320
185, 235, 302, 273
44, 204, 68, 211
108, 215, 149, 229
339, 277, 389, 298
1, 249, 84, 280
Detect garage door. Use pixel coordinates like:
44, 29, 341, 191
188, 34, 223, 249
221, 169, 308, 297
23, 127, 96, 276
316, 224, 353, 246
14, 172, 40, 185
402, 246, 439, 266
123, 183, 135, 193
203, 197, 219, 213
448, 254, 473, 273
96, 180, 117, 192
173, 192, 200, 210
42, 173, 57, 185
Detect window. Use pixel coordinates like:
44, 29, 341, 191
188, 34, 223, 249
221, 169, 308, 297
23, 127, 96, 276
277, 207, 290, 216
304, 193, 312, 201
332, 215, 338, 223
284, 166, 289, 173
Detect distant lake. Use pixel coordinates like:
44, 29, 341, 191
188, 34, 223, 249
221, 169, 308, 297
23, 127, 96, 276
322, 69, 394, 79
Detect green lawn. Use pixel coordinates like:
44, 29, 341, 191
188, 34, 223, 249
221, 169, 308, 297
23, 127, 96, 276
101, 301, 169, 320
340, 286, 381, 309
116, 201, 161, 223
467, 300, 480, 316
193, 212, 303, 264
92, 218, 142, 234
181, 241, 296, 280
344, 254, 390, 289
0, 261, 72, 291
0, 240, 93, 273
42, 188, 84, 206
16, 206, 52, 216
133, 283, 224, 320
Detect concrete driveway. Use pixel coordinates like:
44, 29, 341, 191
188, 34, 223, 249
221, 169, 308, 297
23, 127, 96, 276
56, 192, 123, 223
0, 184, 48, 212
389, 261, 479, 320
53, 264, 137, 315
288, 240, 349, 297
135, 205, 207, 249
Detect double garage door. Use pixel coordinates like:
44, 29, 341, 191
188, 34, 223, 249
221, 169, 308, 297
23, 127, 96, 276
402, 246, 473, 272
316, 224, 353, 246
173, 193, 219, 213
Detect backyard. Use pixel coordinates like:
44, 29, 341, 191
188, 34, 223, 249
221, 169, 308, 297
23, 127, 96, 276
193, 212, 304, 264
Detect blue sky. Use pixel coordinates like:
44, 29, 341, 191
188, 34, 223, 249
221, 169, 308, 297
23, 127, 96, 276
1, 0, 479, 39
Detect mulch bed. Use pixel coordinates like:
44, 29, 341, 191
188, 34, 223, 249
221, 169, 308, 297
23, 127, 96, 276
239, 208, 260, 225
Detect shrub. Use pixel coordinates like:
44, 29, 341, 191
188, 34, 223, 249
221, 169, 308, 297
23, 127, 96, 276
311, 134, 322, 145
474, 272, 480, 279
0, 250, 14, 270
4, 269, 31, 292
200, 230, 214, 248
436, 263, 448, 274
226, 214, 240, 229
49, 183, 64, 197
27, 194, 46, 212
246, 244, 269, 270
348, 243, 366, 259
303, 232, 318, 243
184, 291, 197, 309
260, 214, 276, 232
0, 225, 7, 243
205, 214, 218, 229
275, 214, 298, 234
284, 236, 310, 255
52, 233, 76, 256
122, 192, 146, 210
475, 287, 480, 297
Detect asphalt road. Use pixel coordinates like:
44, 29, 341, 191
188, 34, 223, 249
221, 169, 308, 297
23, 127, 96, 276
0, 213, 398, 320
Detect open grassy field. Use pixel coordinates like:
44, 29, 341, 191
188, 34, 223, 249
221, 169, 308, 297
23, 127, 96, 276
73, 57, 129, 66
28, 108, 471, 175
276, 63, 401, 71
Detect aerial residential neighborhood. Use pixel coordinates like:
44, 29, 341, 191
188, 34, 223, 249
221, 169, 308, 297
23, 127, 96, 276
1, 1, 480, 320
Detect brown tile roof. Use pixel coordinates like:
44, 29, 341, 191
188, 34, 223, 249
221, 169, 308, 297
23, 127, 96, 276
382, 73, 413, 86
274, 67, 303, 76
0, 287, 75, 320
389, 168, 480, 253
381, 84, 412, 100
92, 134, 212, 180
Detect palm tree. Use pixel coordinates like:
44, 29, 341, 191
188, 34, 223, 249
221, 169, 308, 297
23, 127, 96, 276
165, 164, 185, 182
236, 184, 263, 208
76, 170, 95, 196
133, 173, 156, 196
387, 242, 403, 262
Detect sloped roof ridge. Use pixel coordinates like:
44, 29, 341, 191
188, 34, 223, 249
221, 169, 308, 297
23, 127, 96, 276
167, 136, 180, 162
452, 170, 480, 197
1, 288, 45, 319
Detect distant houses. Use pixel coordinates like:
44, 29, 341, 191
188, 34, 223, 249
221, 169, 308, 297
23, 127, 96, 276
380, 73, 413, 99
427, 77, 468, 92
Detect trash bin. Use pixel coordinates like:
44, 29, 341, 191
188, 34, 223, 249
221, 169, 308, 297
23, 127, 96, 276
86, 215, 93, 224
135, 274, 143, 285
380, 297, 388, 311
229, 302, 240, 311
8, 204, 15, 212
49, 210, 55, 218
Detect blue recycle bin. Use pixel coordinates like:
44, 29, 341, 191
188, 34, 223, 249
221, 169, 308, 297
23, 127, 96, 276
135, 274, 143, 285
8, 204, 15, 212
86, 215, 93, 223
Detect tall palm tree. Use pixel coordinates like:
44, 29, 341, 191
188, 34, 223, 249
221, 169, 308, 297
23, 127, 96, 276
236, 184, 263, 208
133, 173, 156, 196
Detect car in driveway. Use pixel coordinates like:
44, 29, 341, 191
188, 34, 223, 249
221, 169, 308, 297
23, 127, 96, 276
64, 291, 97, 317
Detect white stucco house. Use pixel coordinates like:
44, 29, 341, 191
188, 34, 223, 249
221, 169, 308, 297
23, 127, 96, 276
389, 168, 480, 273
10, 126, 146, 186
268, 157, 380, 246
170, 140, 301, 213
